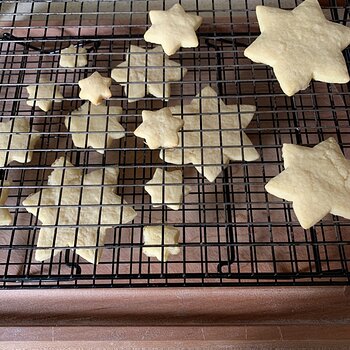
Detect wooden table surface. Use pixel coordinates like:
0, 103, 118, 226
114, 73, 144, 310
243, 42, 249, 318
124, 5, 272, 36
0, 286, 350, 348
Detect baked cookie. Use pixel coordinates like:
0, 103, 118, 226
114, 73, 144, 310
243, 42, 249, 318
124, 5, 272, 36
0, 118, 41, 167
59, 44, 88, 68
65, 102, 125, 154
111, 45, 186, 102
26, 79, 63, 112
78, 71, 112, 105
134, 107, 184, 149
144, 4, 203, 56
160, 86, 259, 182
23, 157, 137, 264
0, 181, 12, 226
145, 168, 191, 211
143, 225, 180, 262
265, 137, 350, 229
244, 0, 350, 96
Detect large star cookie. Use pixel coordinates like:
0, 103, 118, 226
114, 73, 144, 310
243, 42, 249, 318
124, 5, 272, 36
65, 102, 125, 154
23, 157, 137, 264
78, 71, 112, 105
145, 168, 191, 211
244, 0, 350, 96
111, 45, 187, 101
265, 137, 350, 229
0, 118, 41, 167
134, 107, 184, 149
144, 4, 203, 56
143, 225, 180, 262
160, 86, 259, 182
26, 79, 64, 112
59, 44, 88, 68
0, 181, 12, 225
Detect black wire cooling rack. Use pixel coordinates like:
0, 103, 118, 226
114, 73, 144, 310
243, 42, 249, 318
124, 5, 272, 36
0, 0, 349, 288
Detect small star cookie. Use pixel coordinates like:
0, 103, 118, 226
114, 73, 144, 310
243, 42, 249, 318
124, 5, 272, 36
65, 102, 125, 154
265, 137, 350, 229
244, 0, 350, 96
0, 181, 12, 226
134, 107, 184, 149
111, 45, 187, 101
144, 4, 203, 56
0, 118, 41, 167
143, 225, 180, 262
78, 71, 112, 105
26, 79, 63, 112
145, 168, 191, 211
59, 44, 88, 68
23, 157, 137, 264
160, 86, 259, 182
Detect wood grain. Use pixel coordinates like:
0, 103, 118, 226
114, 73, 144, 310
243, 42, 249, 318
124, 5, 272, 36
0, 287, 349, 327
1, 326, 350, 347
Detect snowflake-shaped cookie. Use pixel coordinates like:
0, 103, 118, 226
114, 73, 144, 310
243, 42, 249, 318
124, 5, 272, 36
244, 0, 350, 96
0, 118, 41, 167
143, 225, 180, 261
134, 107, 184, 149
65, 102, 125, 154
78, 71, 112, 105
59, 44, 88, 68
160, 86, 259, 182
144, 4, 203, 56
26, 79, 63, 112
145, 168, 191, 211
265, 137, 350, 229
23, 157, 137, 264
111, 45, 186, 101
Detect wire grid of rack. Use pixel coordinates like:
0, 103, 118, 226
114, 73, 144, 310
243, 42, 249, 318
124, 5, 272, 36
0, 0, 349, 288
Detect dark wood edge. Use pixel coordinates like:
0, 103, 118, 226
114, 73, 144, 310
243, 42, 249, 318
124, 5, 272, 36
1, 287, 349, 327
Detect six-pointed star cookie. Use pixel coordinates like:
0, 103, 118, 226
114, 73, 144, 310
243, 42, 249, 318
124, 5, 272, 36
23, 157, 137, 264
59, 44, 88, 68
0, 181, 12, 226
160, 86, 259, 182
244, 0, 350, 96
144, 4, 203, 56
65, 102, 125, 154
0, 118, 41, 167
134, 107, 184, 149
145, 168, 191, 211
265, 137, 350, 229
78, 71, 112, 105
143, 225, 180, 262
111, 45, 187, 101
26, 79, 64, 112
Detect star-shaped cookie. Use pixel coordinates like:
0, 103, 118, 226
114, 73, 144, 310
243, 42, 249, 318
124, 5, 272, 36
26, 79, 64, 112
134, 107, 184, 149
143, 225, 180, 262
65, 102, 125, 154
23, 157, 137, 264
145, 168, 191, 211
144, 4, 203, 56
244, 0, 350, 96
160, 86, 259, 182
59, 44, 88, 68
78, 71, 112, 105
0, 181, 12, 226
265, 137, 350, 229
0, 118, 41, 167
111, 45, 187, 102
